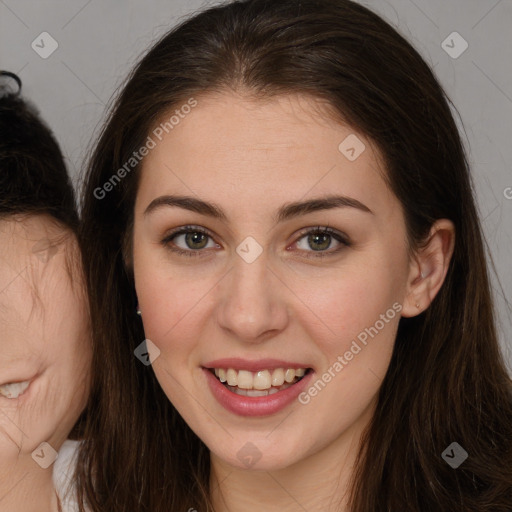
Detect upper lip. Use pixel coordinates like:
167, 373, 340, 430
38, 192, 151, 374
203, 358, 311, 372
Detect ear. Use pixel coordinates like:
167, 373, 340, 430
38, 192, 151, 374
401, 219, 455, 318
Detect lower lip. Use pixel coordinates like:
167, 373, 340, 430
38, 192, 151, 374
203, 368, 313, 417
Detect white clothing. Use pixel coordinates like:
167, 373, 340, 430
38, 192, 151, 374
52, 439, 83, 512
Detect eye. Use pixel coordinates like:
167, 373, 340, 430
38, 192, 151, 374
161, 225, 219, 257
161, 224, 350, 259
292, 226, 350, 258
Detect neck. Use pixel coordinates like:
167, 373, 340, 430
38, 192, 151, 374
210, 400, 375, 512
0, 455, 58, 512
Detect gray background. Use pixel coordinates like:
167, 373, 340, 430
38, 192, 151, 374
1, 0, 511, 370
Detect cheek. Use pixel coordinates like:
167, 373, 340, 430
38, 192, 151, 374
33, 285, 91, 433
292, 262, 401, 350
42, 277, 91, 360
134, 259, 209, 357
0, 381, 55, 453
0, 408, 25, 452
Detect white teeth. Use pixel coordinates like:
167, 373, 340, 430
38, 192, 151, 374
237, 370, 253, 389
212, 367, 308, 391
226, 368, 238, 386
226, 382, 294, 396
253, 370, 271, 390
271, 368, 285, 387
246, 389, 268, 397
0, 381, 30, 399
284, 369, 296, 383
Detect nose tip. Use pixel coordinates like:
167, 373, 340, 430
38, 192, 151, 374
215, 257, 288, 343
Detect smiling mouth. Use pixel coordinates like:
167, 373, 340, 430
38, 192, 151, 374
0, 380, 30, 399
209, 367, 311, 397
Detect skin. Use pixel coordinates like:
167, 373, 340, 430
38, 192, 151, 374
132, 91, 454, 511
0, 215, 91, 512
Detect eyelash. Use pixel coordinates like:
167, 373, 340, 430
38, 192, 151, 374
161, 224, 350, 259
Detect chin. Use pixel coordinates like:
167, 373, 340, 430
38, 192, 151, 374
207, 432, 307, 471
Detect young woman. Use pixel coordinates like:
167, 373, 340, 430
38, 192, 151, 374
77, 0, 512, 510
0, 72, 91, 512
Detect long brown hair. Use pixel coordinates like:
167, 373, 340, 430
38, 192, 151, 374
77, 0, 512, 510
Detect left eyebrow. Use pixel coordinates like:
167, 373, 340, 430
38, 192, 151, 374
143, 194, 373, 222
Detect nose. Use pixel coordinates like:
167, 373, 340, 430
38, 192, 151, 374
215, 253, 289, 343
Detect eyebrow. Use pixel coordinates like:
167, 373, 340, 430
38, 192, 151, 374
144, 194, 373, 222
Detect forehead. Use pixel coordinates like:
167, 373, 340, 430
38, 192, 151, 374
0, 215, 67, 257
0, 216, 74, 314
137, 92, 393, 219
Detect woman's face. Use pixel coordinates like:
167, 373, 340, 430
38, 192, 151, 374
132, 92, 416, 470
0, 215, 91, 461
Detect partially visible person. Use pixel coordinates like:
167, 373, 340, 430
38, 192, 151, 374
0, 71, 91, 512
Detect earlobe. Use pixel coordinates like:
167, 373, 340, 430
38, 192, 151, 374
401, 219, 455, 318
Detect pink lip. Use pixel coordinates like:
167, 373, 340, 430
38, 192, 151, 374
203, 367, 314, 417
203, 358, 311, 372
